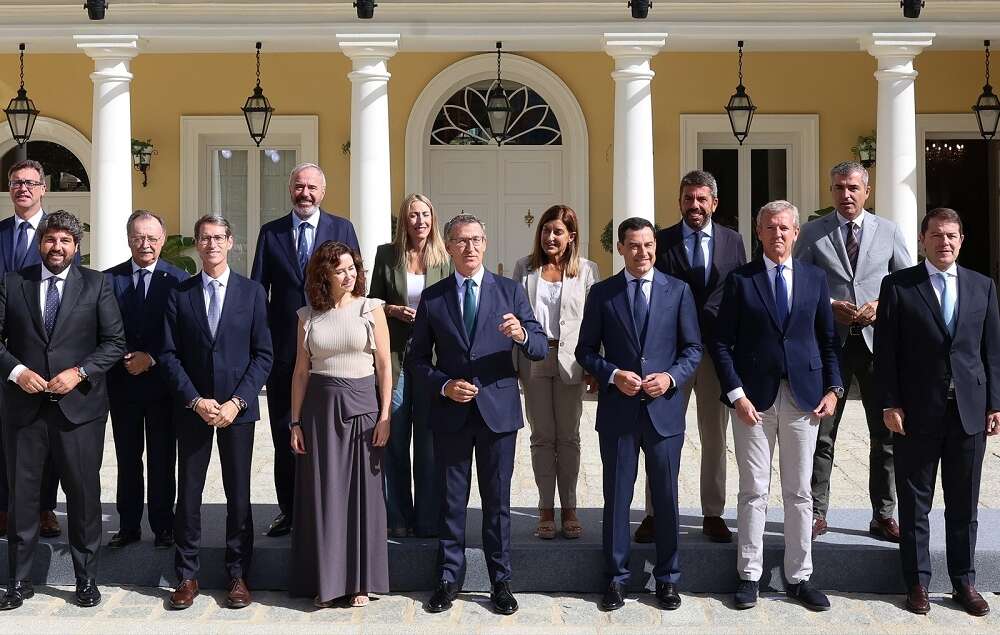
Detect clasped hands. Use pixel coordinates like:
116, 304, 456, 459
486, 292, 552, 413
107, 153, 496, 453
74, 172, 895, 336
16, 367, 82, 395
613, 370, 672, 399
194, 398, 241, 428
733, 390, 839, 426
832, 299, 877, 327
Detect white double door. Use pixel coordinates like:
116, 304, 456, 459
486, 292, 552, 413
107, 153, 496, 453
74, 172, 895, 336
429, 146, 563, 277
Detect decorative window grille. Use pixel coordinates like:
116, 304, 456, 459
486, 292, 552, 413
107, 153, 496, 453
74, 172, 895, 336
430, 80, 562, 146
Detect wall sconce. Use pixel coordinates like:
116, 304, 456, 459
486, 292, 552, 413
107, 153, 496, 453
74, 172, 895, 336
852, 133, 876, 168
131, 138, 156, 187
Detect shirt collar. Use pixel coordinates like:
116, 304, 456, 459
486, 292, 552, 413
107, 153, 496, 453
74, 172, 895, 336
455, 266, 485, 288
623, 267, 656, 284
41, 264, 71, 282
681, 219, 713, 239
15, 208, 44, 230
201, 267, 231, 288
131, 260, 157, 275
835, 209, 867, 227
763, 254, 794, 272
925, 259, 958, 278
291, 210, 320, 230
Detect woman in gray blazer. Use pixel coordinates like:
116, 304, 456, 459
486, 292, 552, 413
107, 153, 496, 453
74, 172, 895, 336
369, 193, 451, 538
513, 204, 599, 540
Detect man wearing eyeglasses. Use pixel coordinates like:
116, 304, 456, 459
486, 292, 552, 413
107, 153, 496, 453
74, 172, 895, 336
104, 210, 189, 551
0, 160, 70, 541
251, 163, 359, 539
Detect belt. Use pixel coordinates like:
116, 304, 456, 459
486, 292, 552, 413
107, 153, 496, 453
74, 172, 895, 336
547, 339, 559, 348
45, 392, 62, 403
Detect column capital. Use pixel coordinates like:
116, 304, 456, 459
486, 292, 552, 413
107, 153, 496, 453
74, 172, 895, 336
336, 34, 399, 61
603, 33, 667, 60
73, 35, 140, 60
861, 32, 935, 60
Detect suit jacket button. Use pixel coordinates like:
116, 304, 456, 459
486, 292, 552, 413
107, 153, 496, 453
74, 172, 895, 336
641, 357, 646, 363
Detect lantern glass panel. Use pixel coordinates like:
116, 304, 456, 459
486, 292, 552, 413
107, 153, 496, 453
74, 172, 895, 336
975, 92, 1000, 139
486, 92, 510, 138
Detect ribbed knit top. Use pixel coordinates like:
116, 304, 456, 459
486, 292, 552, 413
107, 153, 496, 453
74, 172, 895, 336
297, 297, 384, 378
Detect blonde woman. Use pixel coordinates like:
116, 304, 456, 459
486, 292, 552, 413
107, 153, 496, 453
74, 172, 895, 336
369, 194, 451, 538
512, 204, 599, 540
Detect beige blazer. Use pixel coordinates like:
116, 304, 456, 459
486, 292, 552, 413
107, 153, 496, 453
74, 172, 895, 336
512, 255, 599, 384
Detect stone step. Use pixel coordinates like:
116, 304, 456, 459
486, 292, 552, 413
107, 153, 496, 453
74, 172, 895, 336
2, 504, 995, 594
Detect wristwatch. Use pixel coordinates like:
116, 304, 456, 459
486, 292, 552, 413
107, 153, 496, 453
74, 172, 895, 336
288, 420, 302, 431
230, 396, 248, 412
827, 386, 846, 399
76, 366, 88, 382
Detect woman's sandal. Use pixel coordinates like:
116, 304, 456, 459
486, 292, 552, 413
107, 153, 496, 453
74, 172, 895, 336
561, 511, 583, 539
314, 596, 336, 609
350, 593, 370, 607
533, 519, 557, 540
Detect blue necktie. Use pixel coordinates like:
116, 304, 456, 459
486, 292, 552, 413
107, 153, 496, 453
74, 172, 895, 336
207, 280, 223, 339
690, 231, 706, 289
134, 269, 148, 303
13, 222, 28, 271
939, 272, 956, 336
632, 278, 649, 342
297, 223, 311, 272
463, 278, 478, 338
774, 264, 789, 326
44, 277, 60, 337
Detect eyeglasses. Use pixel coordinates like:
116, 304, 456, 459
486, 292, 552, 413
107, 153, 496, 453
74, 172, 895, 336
449, 237, 485, 248
197, 234, 229, 245
9, 179, 43, 190
292, 183, 322, 193
129, 235, 162, 246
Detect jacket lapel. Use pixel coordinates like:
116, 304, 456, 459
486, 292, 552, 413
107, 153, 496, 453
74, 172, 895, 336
471, 271, 496, 347
393, 251, 407, 307
855, 213, 879, 274
0, 219, 12, 272
21, 269, 46, 340
188, 276, 214, 342
789, 263, 807, 332
281, 213, 304, 283
610, 272, 640, 352
952, 266, 973, 337
526, 268, 539, 310
50, 266, 83, 341
216, 274, 239, 341
643, 273, 670, 349
915, 267, 950, 337
824, 214, 853, 280
442, 275, 470, 349
751, 262, 782, 331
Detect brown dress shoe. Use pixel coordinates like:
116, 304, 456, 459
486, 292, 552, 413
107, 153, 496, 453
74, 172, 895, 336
226, 577, 252, 609
952, 583, 990, 617
634, 515, 655, 544
811, 517, 828, 540
169, 579, 199, 610
39, 510, 61, 538
905, 584, 930, 614
869, 517, 900, 543
702, 516, 733, 543
0, 511, 7, 537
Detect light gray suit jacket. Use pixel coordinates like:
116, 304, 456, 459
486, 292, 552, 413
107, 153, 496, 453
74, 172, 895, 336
795, 209, 912, 351
512, 255, 599, 383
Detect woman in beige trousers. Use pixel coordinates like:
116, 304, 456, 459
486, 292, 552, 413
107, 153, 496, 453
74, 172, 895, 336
513, 204, 599, 540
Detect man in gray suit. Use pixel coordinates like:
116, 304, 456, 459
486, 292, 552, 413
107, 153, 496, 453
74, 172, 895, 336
795, 161, 912, 541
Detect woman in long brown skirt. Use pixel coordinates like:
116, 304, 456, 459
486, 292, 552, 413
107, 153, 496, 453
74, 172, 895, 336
288, 241, 392, 607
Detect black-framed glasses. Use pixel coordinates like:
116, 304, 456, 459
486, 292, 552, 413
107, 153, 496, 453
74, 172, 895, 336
9, 179, 42, 190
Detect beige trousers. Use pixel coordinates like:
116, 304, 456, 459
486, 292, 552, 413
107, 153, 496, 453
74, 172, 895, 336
645, 356, 730, 517
732, 381, 819, 583
518, 346, 584, 510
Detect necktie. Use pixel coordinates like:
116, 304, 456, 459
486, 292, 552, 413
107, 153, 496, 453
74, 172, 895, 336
13, 222, 28, 271
44, 277, 60, 337
208, 280, 223, 339
297, 223, 311, 272
462, 278, 478, 338
774, 264, 789, 326
939, 272, 956, 336
690, 231, 706, 289
632, 278, 649, 342
134, 269, 148, 302
845, 222, 860, 273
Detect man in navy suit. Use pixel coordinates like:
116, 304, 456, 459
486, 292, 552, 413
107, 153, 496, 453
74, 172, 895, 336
874, 208, 1000, 617
408, 213, 546, 616
104, 210, 188, 550
712, 200, 842, 612
0, 160, 65, 540
251, 163, 358, 538
160, 215, 273, 611
576, 217, 702, 612
648, 169, 746, 545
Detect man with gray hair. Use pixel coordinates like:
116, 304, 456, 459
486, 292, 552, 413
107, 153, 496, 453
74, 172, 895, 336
795, 161, 912, 542
251, 162, 358, 538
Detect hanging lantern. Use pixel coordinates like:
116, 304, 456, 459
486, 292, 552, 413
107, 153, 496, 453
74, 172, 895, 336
486, 42, 512, 146
4, 43, 39, 147
973, 40, 1000, 141
241, 42, 274, 147
725, 40, 757, 145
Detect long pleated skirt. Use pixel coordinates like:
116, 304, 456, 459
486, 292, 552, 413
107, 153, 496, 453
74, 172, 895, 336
290, 374, 389, 600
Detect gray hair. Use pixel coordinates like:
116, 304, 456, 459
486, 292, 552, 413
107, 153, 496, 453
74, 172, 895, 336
126, 209, 166, 236
679, 169, 719, 199
444, 213, 487, 240
7, 159, 45, 182
288, 162, 326, 189
194, 214, 232, 239
38, 209, 84, 244
756, 200, 800, 231
829, 161, 869, 187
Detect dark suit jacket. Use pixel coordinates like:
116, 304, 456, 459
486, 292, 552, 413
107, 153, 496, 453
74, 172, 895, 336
0, 212, 81, 274
105, 259, 189, 404
406, 270, 547, 434
0, 264, 126, 425
874, 263, 1000, 436
575, 270, 703, 438
712, 258, 841, 412
368, 242, 452, 382
655, 221, 746, 339
251, 210, 359, 366
159, 272, 274, 424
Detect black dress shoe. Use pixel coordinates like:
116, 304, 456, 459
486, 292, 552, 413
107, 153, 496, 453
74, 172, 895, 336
734, 580, 759, 609
655, 582, 681, 610
0, 581, 34, 611
108, 529, 141, 548
75, 579, 101, 608
786, 580, 830, 611
265, 512, 292, 537
491, 581, 518, 615
600, 582, 626, 611
425, 581, 460, 613
154, 529, 175, 549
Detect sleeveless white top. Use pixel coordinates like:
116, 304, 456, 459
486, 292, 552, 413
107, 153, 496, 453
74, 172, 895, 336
297, 297, 384, 378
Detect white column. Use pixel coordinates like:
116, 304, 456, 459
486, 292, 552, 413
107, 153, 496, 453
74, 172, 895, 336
74, 35, 139, 271
604, 33, 666, 270
863, 33, 934, 262
338, 34, 399, 272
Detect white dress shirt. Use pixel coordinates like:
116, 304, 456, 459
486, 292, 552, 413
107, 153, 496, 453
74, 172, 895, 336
292, 210, 319, 256
201, 267, 231, 313
925, 258, 958, 308
836, 209, 867, 245
681, 219, 713, 285
8, 264, 71, 383
12, 208, 43, 258
131, 260, 157, 299
454, 267, 485, 317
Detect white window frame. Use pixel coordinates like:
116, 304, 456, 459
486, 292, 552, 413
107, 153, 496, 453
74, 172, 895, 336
180, 115, 318, 268
680, 114, 819, 251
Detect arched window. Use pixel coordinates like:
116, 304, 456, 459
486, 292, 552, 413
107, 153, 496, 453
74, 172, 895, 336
430, 80, 562, 146
0, 141, 90, 192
